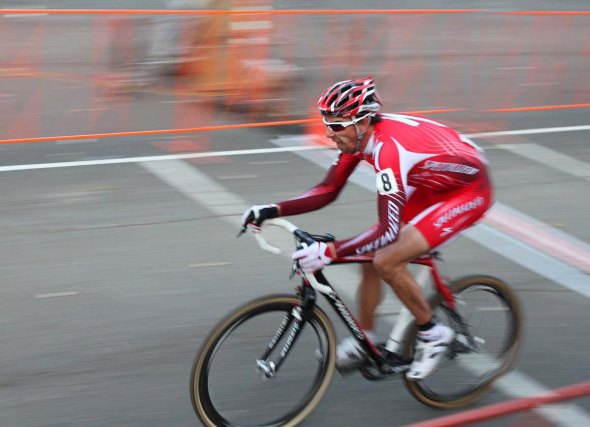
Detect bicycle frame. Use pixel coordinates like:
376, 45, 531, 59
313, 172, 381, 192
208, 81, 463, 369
305, 254, 456, 373
251, 218, 461, 376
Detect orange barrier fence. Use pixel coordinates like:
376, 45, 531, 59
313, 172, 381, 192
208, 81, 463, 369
0, 119, 314, 145
0, 109, 461, 146
2, 9, 590, 15
1, 7, 589, 146
0, 9, 481, 15
406, 379, 590, 427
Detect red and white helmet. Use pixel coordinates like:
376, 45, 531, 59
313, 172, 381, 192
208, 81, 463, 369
317, 76, 382, 117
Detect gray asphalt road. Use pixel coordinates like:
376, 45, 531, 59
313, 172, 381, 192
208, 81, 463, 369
1, 110, 589, 427
1, 2, 590, 427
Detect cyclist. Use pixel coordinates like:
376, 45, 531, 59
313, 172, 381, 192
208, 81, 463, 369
242, 76, 493, 380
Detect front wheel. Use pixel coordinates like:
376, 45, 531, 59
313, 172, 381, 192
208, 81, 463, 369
404, 275, 522, 409
190, 294, 337, 427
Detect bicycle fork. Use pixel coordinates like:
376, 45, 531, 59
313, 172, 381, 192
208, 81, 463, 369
256, 286, 316, 379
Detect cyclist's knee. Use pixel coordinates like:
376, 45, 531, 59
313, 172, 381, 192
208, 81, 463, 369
361, 262, 380, 282
372, 251, 404, 282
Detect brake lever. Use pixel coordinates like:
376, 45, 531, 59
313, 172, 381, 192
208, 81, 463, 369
289, 263, 298, 279
236, 226, 247, 238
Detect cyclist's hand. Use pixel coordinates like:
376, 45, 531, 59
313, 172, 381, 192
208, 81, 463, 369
241, 204, 279, 233
292, 242, 334, 272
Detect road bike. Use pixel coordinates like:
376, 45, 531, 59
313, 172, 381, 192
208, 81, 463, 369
190, 218, 522, 427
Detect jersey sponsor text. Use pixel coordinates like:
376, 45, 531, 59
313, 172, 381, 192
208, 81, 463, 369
420, 160, 479, 175
356, 201, 400, 254
434, 196, 484, 229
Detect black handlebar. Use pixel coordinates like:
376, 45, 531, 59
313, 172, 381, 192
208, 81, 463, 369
293, 229, 335, 246
293, 229, 316, 245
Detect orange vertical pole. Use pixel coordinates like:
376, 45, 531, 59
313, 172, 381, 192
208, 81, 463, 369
4, 88, 42, 139
226, 0, 273, 119
537, 15, 573, 106
5, 23, 44, 139
396, 15, 429, 110
574, 17, 590, 103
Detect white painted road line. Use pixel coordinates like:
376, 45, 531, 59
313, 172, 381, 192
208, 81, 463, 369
249, 160, 291, 165
483, 205, 590, 273
465, 124, 590, 138
56, 138, 98, 145
217, 174, 259, 180
140, 157, 590, 427
495, 143, 590, 180
496, 67, 536, 70
140, 160, 247, 222
465, 224, 590, 299
34, 291, 80, 299
2, 123, 590, 173
189, 262, 232, 268
0, 145, 329, 172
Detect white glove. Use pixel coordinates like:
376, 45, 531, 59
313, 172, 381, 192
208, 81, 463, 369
241, 204, 278, 232
291, 242, 334, 272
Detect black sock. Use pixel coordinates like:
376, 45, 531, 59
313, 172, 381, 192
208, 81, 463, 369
417, 320, 435, 332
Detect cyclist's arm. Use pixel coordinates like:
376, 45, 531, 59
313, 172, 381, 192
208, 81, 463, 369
276, 152, 360, 216
333, 142, 406, 257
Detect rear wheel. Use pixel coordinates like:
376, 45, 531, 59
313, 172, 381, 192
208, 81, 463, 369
404, 275, 522, 408
190, 294, 337, 427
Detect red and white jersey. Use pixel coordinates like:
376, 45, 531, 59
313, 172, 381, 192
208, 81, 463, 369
277, 114, 489, 257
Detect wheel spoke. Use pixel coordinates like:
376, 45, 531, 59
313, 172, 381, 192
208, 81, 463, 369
191, 295, 336, 427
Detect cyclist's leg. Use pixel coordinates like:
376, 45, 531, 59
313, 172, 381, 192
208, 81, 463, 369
372, 225, 433, 324
357, 188, 433, 330
402, 178, 493, 379
357, 262, 384, 331
337, 233, 427, 371
339, 177, 492, 370
337, 262, 382, 368
356, 223, 418, 330
336, 262, 384, 369
371, 188, 435, 324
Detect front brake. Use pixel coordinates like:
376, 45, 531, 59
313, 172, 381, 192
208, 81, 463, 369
236, 225, 247, 237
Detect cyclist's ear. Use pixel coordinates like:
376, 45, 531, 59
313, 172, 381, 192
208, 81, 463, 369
357, 117, 372, 133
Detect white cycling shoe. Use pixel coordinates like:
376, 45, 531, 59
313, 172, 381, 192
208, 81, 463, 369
406, 323, 455, 381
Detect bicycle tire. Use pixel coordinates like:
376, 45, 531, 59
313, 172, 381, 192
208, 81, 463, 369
404, 275, 522, 409
190, 294, 337, 427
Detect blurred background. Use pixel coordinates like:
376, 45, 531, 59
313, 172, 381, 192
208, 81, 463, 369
1, 1, 589, 426
2, 0, 589, 139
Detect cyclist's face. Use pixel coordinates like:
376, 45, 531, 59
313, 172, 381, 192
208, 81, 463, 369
323, 116, 368, 154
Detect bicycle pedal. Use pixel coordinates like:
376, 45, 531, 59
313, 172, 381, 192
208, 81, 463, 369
389, 363, 411, 375
360, 365, 387, 380
336, 357, 370, 375
336, 361, 367, 376
336, 366, 359, 376
445, 351, 458, 361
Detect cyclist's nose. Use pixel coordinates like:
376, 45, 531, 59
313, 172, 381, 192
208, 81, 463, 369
325, 127, 335, 138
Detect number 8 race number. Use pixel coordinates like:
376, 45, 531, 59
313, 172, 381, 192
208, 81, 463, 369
376, 168, 399, 195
